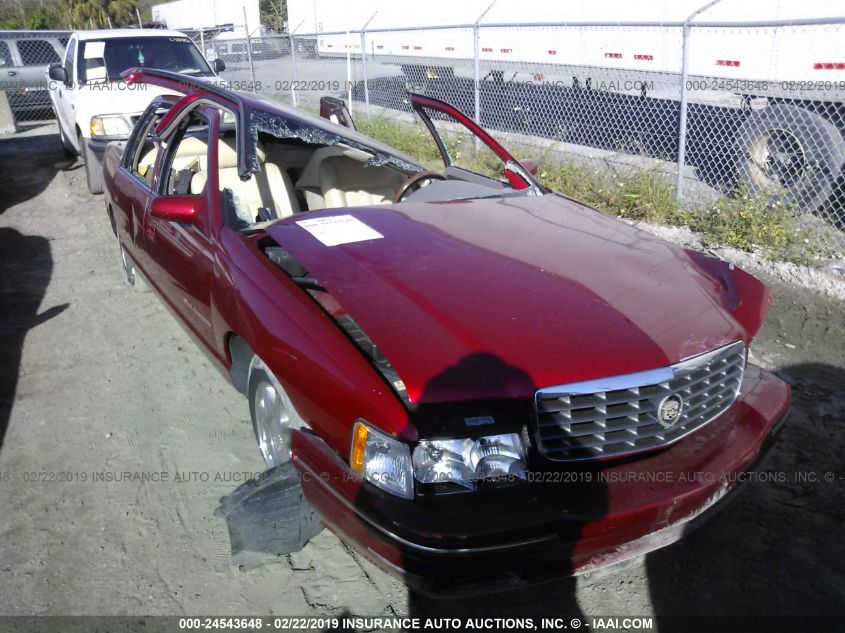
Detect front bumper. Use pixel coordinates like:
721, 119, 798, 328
291, 363, 790, 595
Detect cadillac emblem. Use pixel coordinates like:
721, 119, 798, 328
657, 395, 684, 428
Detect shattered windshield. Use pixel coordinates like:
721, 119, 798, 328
248, 109, 422, 177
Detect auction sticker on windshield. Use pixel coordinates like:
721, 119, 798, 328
296, 215, 384, 246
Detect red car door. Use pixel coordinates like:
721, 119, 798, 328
113, 161, 152, 258
408, 92, 541, 192
142, 104, 219, 351
110, 98, 177, 285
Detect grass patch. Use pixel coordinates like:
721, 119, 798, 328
358, 116, 443, 167
356, 114, 844, 264
540, 162, 844, 264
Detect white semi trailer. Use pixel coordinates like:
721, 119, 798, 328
291, 0, 843, 89
152, 0, 261, 37
288, 0, 845, 211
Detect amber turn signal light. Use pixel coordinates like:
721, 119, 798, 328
350, 422, 369, 474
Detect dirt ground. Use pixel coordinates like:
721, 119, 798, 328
0, 123, 843, 626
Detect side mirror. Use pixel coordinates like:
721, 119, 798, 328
48, 63, 67, 83
150, 195, 198, 224
319, 96, 356, 130
519, 158, 538, 176
213, 58, 226, 73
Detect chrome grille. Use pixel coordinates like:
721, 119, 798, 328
534, 341, 746, 461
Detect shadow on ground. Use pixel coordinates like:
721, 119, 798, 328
0, 228, 68, 453
646, 362, 845, 627
0, 128, 71, 453
0, 129, 79, 215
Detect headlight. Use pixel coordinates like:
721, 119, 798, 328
412, 433, 527, 490
349, 420, 413, 499
90, 115, 130, 137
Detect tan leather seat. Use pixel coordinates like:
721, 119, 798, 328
191, 137, 299, 224
138, 136, 209, 180
296, 146, 405, 210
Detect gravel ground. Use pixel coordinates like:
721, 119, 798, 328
0, 123, 843, 627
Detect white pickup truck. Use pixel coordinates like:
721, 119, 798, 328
47, 29, 225, 194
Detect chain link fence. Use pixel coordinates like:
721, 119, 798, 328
0, 30, 70, 123
1, 20, 844, 254
202, 18, 845, 249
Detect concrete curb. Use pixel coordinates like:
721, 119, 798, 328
0, 91, 17, 135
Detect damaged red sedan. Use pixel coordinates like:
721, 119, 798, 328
103, 69, 790, 594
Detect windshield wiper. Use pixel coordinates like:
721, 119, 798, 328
462, 189, 541, 201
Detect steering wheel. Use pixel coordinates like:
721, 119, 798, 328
393, 171, 447, 203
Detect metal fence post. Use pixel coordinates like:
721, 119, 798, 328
473, 23, 481, 126
243, 7, 257, 94
676, 0, 724, 201
289, 35, 298, 106
346, 31, 353, 117
289, 21, 303, 108
360, 14, 377, 119
361, 30, 370, 117
474, 2, 496, 152
676, 22, 691, 202
346, 31, 352, 116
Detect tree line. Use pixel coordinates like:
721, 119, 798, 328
0, 0, 287, 31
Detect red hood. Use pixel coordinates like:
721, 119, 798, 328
265, 194, 768, 405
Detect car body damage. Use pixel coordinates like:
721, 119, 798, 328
249, 109, 423, 176
124, 68, 423, 180
103, 68, 790, 594
264, 197, 769, 406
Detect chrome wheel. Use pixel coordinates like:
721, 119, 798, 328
253, 378, 292, 467
248, 357, 302, 468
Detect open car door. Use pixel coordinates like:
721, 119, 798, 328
408, 92, 543, 193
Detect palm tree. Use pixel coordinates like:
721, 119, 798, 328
107, 0, 139, 26
58, 0, 139, 29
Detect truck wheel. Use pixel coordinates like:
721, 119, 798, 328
118, 239, 150, 292
58, 122, 76, 157
248, 356, 305, 468
734, 103, 845, 211
78, 132, 104, 195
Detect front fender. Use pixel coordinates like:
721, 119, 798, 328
211, 229, 415, 457
685, 249, 771, 340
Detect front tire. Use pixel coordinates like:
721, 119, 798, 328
247, 357, 305, 468
231, 358, 323, 554
734, 103, 845, 212
58, 121, 76, 157
78, 132, 104, 195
